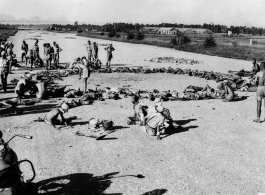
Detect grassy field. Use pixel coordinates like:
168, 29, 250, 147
77, 31, 265, 62
0, 28, 18, 41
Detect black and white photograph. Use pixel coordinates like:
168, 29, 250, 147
0, 0, 264, 194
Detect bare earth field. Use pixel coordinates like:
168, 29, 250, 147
1, 65, 265, 194
0, 30, 265, 194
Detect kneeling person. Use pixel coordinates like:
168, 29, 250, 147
144, 106, 169, 140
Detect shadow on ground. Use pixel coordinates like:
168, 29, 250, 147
141, 189, 168, 195
175, 118, 197, 126
161, 119, 198, 139
23, 172, 146, 195
233, 95, 248, 102
21, 172, 121, 195
0, 103, 57, 118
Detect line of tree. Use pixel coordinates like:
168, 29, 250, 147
48, 22, 265, 36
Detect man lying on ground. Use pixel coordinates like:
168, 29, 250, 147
0, 97, 40, 108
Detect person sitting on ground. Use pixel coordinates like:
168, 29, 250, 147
129, 95, 148, 124
252, 58, 260, 75
44, 102, 70, 130
217, 81, 235, 102
253, 62, 265, 123
144, 105, 169, 140
14, 72, 34, 98
33, 76, 49, 99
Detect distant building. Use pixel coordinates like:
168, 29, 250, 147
142, 27, 160, 34
148, 27, 212, 35
158, 27, 175, 35
228, 30, 233, 36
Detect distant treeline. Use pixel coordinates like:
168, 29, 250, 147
51, 22, 265, 35
0, 24, 17, 29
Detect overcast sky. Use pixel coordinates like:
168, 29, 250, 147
0, 0, 264, 27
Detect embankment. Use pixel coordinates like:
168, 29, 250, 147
76, 31, 265, 62
0, 29, 18, 41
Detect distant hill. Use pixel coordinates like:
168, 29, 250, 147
0, 14, 68, 23
0, 14, 17, 21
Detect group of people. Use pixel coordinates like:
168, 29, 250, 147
43, 41, 62, 70
21, 39, 62, 71
0, 40, 16, 92
86, 40, 115, 68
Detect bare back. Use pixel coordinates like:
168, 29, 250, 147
257, 71, 265, 86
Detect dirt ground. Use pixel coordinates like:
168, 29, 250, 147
1, 61, 265, 195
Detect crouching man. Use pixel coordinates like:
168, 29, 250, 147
44, 102, 70, 130
217, 82, 235, 102
144, 105, 169, 140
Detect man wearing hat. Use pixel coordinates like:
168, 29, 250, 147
104, 43, 115, 68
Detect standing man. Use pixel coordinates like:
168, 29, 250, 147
6, 43, 14, 74
44, 43, 52, 70
252, 58, 260, 75
92, 42, 98, 62
104, 43, 115, 68
77, 56, 90, 93
21, 40, 28, 64
0, 52, 8, 92
53, 42, 62, 67
86, 40, 93, 62
254, 62, 265, 123
32, 39, 40, 64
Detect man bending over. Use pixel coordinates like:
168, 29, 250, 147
44, 102, 70, 130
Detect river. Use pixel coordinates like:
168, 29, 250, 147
8, 30, 251, 74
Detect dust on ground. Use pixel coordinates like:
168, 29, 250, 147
1, 62, 265, 195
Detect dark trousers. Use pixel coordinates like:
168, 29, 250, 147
1, 72, 8, 91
